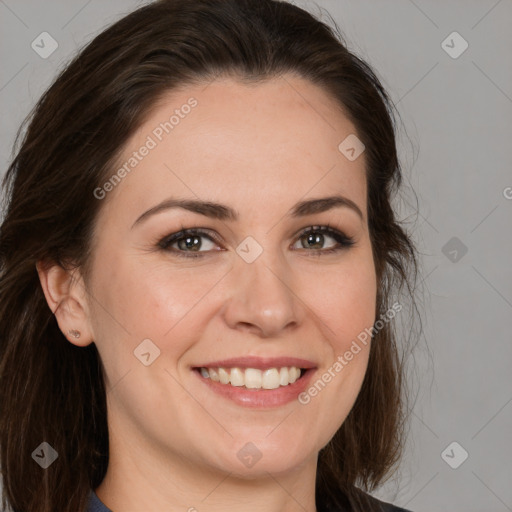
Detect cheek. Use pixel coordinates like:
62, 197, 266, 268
299, 255, 377, 352
90, 240, 376, 362
294, 255, 377, 448
90, 254, 228, 350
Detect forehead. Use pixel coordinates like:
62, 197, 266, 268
99, 74, 367, 224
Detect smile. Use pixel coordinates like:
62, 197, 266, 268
197, 366, 304, 390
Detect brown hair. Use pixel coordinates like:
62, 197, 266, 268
0, 1, 421, 511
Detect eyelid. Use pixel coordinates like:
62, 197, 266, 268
158, 226, 222, 250
294, 223, 348, 241
292, 224, 355, 251
158, 223, 355, 258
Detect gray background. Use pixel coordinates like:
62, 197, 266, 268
1, 1, 511, 511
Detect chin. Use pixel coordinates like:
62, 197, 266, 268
207, 437, 314, 478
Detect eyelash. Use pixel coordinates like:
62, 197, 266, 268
158, 224, 355, 259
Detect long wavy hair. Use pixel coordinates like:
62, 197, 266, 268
0, 1, 421, 511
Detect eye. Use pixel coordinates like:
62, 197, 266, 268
158, 227, 220, 258
158, 224, 355, 259
292, 225, 355, 255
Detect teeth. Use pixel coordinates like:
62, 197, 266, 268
279, 367, 289, 386
198, 366, 304, 389
262, 368, 280, 389
245, 368, 262, 389
230, 368, 244, 387
290, 366, 300, 383
218, 367, 229, 385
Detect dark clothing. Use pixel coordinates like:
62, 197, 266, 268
87, 490, 112, 512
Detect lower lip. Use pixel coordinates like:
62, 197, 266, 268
193, 368, 316, 408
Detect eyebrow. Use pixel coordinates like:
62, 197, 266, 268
131, 194, 364, 229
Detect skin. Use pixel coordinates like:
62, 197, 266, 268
37, 74, 377, 512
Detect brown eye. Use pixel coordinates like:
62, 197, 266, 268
159, 228, 221, 258
293, 226, 355, 254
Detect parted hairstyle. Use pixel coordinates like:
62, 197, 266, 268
0, 1, 421, 511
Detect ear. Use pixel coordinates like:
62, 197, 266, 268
36, 260, 94, 347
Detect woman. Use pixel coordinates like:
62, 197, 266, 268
0, 1, 421, 511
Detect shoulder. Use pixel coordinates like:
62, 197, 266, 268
354, 491, 413, 512
318, 486, 413, 512
86, 489, 113, 512
371, 495, 412, 512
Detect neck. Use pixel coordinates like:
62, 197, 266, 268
96, 430, 318, 512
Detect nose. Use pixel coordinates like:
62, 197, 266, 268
221, 250, 301, 338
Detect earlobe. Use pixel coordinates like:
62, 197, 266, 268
35, 261, 94, 347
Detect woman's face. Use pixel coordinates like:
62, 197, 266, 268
84, 75, 377, 478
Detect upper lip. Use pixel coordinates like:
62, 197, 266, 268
193, 356, 317, 370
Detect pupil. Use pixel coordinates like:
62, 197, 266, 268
306, 233, 323, 249
181, 236, 200, 251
